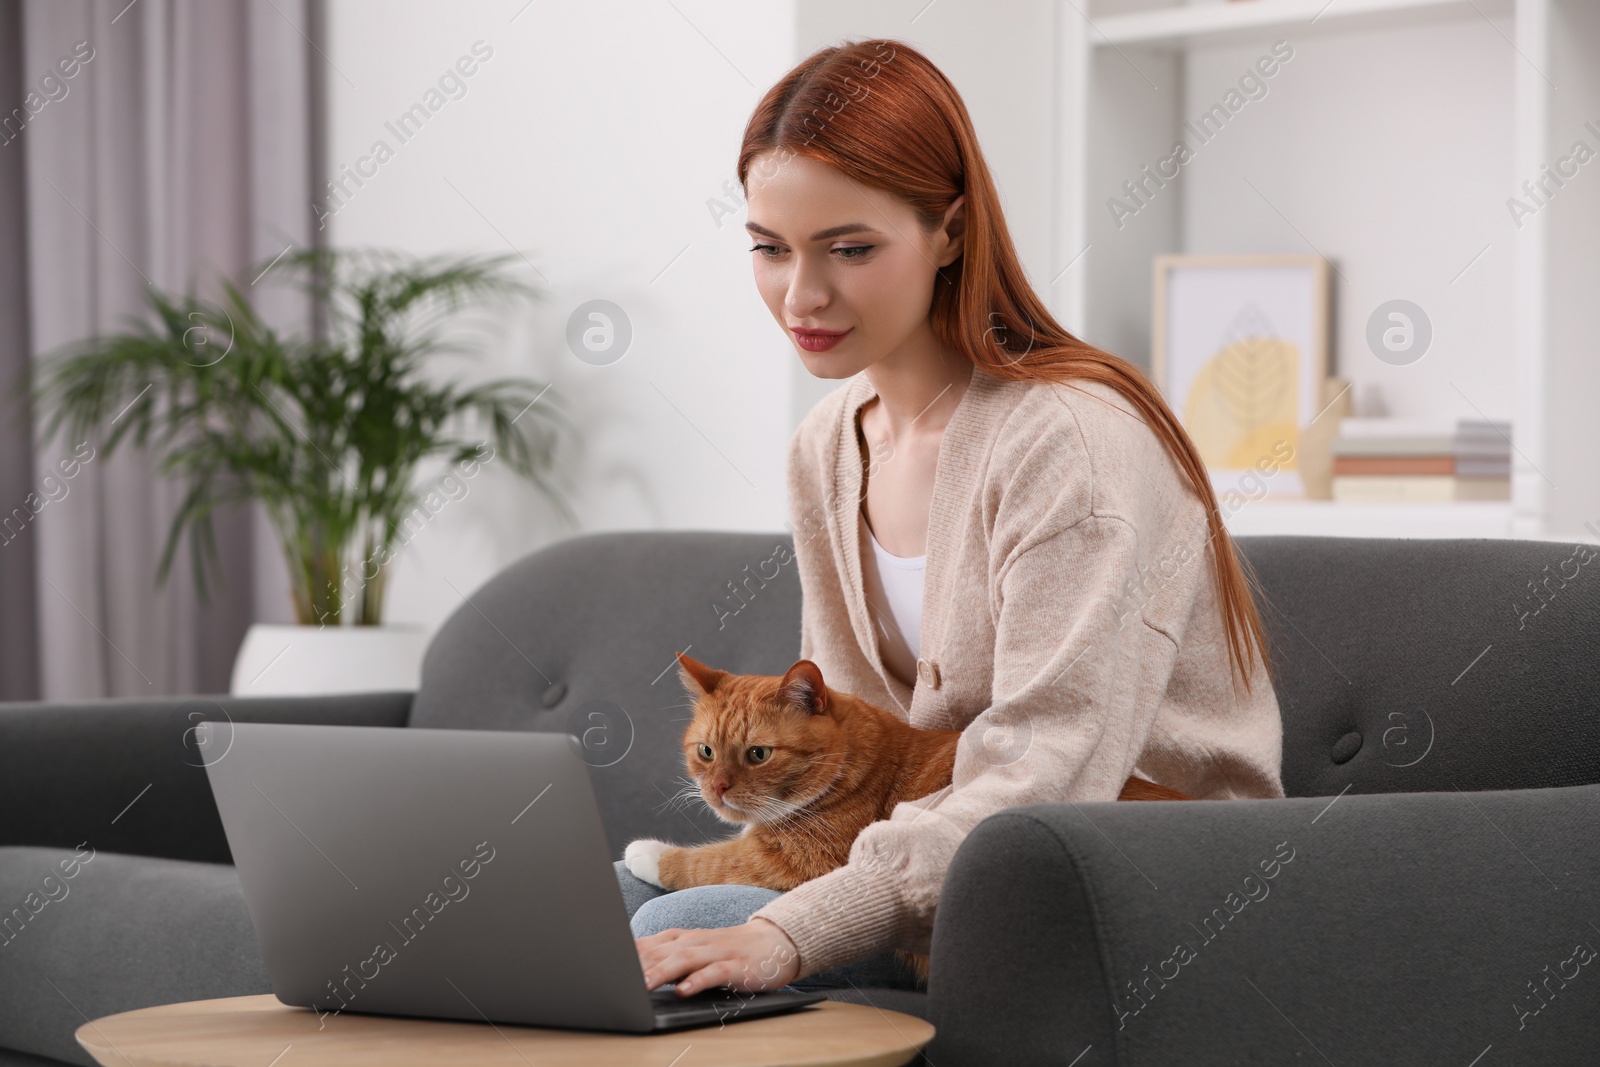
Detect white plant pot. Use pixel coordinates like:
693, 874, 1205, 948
230, 622, 430, 696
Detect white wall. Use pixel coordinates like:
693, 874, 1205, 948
1082, 43, 1182, 370
317, 0, 798, 630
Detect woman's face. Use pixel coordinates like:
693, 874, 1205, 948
744, 150, 964, 379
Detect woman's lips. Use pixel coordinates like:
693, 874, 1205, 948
792, 327, 852, 352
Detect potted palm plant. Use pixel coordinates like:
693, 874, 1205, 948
27, 247, 576, 694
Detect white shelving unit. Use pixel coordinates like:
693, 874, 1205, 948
1051, 0, 1600, 539
1095, 0, 1511, 46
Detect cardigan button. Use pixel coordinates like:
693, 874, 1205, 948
916, 657, 941, 689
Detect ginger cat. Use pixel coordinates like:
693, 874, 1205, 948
623, 651, 1191, 988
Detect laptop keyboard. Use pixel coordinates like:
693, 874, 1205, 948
647, 985, 828, 1030
650, 985, 773, 1018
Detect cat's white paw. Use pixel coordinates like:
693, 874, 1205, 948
624, 838, 670, 888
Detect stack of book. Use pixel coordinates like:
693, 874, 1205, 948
1330, 417, 1511, 502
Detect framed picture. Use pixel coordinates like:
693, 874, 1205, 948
1151, 253, 1330, 499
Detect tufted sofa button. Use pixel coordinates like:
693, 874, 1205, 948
540, 681, 568, 708
916, 657, 941, 689
1330, 730, 1363, 764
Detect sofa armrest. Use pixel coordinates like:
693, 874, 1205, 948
0, 691, 413, 864
922, 785, 1600, 1067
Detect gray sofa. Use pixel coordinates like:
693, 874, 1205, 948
2, 530, 1597, 1066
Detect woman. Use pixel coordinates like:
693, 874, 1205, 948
622, 37, 1287, 999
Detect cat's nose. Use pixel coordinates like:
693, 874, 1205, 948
709, 780, 728, 798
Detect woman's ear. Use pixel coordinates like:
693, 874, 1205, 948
936, 194, 966, 267
778, 659, 830, 716
676, 651, 727, 696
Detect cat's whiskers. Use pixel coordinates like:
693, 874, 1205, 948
653, 792, 695, 816
653, 776, 705, 816
674, 775, 749, 824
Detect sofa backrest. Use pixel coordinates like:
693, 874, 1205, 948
410, 531, 1600, 851
409, 530, 802, 857
1237, 534, 1600, 798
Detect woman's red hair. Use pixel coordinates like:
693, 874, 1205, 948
739, 38, 1276, 694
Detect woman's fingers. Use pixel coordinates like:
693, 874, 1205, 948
636, 922, 801, 994
644, 934, 728, 992
636, 928, 684, 980
678, 960, 732, 995
639, 929, 725, 990
642, 933, 766, 994
675, 954, 767, 996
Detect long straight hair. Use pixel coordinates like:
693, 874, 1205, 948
739, 39, 1276, 694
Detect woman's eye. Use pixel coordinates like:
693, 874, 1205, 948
747, 746, 770, 764
746, 243, 872, 260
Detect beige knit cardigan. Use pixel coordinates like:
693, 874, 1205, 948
748, 362, 1287, 981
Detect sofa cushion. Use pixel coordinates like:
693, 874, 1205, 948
1236, 536, 1600, 797
0, 847, 267, 1066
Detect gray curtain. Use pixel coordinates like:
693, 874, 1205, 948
1, 0, 322, 700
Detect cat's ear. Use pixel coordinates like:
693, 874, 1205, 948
779, 660, 829, 716
675, 651, 728, 696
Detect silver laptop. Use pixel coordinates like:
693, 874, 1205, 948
197, 721, 825, 1032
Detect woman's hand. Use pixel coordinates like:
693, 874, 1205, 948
637, 917, 802, 995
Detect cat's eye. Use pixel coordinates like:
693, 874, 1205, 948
747, 746, 771, 764
696, 743, 713, 761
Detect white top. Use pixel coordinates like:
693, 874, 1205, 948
857, 508, 925, 689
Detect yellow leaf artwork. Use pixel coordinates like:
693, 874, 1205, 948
1181, 303, 1300, 470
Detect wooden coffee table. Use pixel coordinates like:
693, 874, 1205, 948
76, 993, 934, 1066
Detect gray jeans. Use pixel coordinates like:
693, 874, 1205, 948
614, 859, 922, 993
